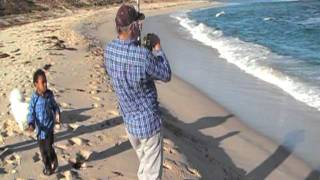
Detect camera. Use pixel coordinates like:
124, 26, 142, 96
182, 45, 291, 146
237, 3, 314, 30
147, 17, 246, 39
142, 33, 160, 51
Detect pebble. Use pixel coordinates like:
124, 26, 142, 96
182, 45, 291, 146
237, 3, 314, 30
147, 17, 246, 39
60, 102, 71, 108
108, 110, 119, 116
69, 137, 84, 146
78, 149, 93, 160
55, 143, 69, 150
92, 96, 101, 101
186, 166, 201, 177
68, 123, 80, 131
11, 169, 17, 174
92, 103, 104, 108
163, 159, 174, 170
64, 170, 73, 180
164, 138, 175, 147
89, 90, 97, 95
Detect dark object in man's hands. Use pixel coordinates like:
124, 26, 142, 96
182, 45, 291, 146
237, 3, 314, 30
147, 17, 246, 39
142, 33, 160, 51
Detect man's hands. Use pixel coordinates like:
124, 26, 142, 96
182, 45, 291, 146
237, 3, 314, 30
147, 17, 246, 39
149, 33, 161, 51
142, 33, 161, 51
154, 42, 161, 51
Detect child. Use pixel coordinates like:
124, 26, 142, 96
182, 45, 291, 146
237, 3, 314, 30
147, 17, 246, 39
27, 69, 60, 176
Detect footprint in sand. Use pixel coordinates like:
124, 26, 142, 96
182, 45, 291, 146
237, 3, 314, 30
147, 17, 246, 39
89, 80, 98, 85
163, 146, 178, 155
112, 171, 124, 177
43, 64, 52, 71
10, 49, 20, 53
0, 53, 10, 59
76, 88, 86, 92
5, 153, 21, 166
68, 137, 89, 146
89, 90, 99, 95
23, 61, 31, 65
163, 158, 176, 170
32, 152, 41, 163
92, 103, 104, 108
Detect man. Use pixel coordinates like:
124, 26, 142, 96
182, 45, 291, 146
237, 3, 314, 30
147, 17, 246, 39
104, 4, 171, 180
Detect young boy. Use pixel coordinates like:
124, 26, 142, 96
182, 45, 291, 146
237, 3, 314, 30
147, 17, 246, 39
27, 69, 60, 176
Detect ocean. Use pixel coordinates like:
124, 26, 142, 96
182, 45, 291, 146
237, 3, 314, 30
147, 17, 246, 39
169, 0, 320, 170
174, 0, 320, 112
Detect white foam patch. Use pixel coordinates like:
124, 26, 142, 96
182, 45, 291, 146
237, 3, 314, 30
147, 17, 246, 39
300, 17, 320, 25
171, 12, 320, 111
215, 11, 225, 17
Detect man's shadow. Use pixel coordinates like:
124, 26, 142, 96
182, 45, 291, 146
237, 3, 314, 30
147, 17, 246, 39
161, 108, 311, 179
306, 169, 320, 180
0, 108, 123, 160
246, 130, 305, 180
161, 107, 246, 179
60, 107, 92, 124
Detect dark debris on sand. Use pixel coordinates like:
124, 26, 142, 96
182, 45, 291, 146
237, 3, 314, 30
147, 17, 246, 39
0, 52, 10, 59
44, 36, 77, 51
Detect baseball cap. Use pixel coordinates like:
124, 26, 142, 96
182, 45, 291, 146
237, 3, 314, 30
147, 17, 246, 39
115, 4, 145, 28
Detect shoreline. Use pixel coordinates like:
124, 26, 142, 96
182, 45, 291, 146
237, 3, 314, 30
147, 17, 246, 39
150, 4, 320, 172
0, 0, 317, 179
158, 75, 313, 179
140, 3, 318, 179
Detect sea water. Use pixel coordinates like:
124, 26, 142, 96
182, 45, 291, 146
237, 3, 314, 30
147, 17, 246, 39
171, 0, 320, 170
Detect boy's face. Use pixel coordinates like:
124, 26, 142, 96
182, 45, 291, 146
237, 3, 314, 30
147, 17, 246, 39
35, 75, 47, 95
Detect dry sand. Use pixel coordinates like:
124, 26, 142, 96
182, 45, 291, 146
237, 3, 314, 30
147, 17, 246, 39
0, 0, 316, 179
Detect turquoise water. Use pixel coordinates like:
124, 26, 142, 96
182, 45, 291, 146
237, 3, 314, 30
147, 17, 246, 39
175, 0, 320, 111
191, 0, 320, 63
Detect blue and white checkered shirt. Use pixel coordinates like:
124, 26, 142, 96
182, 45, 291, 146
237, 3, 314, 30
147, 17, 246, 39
104, 38, 171, 139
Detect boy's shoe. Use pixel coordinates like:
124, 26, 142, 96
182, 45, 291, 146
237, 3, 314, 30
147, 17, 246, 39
43, 168, 53, 176
52, 159, 58, 172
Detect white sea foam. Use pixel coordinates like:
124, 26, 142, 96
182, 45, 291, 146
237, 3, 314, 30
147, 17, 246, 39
263, 17, 275, 21
300, 17, 320, 25
215, 11, 225, 17
171, 12, 320, 111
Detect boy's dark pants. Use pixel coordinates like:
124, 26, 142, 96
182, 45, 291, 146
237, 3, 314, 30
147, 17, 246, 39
38, 131, 58, 171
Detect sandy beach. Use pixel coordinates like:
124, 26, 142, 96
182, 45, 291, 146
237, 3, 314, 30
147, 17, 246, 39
0, 0, 318, 179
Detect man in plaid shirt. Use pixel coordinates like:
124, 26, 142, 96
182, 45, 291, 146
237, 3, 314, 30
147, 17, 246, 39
104, 4, 171, 180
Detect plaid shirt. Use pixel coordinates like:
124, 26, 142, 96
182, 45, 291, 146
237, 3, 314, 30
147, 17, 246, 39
27, 90, 60, 140
105, 38, 171, 139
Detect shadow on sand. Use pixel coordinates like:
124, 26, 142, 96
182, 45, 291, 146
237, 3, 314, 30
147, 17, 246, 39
0, 107, 123, 161
161, 107, 307, 179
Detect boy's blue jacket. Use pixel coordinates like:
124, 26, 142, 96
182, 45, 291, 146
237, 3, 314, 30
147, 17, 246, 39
27, 90, 60, 140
